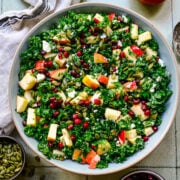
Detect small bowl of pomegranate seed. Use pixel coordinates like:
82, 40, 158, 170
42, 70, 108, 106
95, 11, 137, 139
121, 170, 165, 180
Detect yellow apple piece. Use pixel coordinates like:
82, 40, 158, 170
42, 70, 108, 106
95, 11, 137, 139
16, 96, 28, 113
105, 108, 121, 121
49, 68, 67, 80
19, 73, 37, 90
26, 108, 36, 126
94, 53, 108, 63
82, 75, 100, 89
47, 124, 59, 141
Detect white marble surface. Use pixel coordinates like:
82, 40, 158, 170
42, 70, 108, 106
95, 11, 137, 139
1, 0, 180, 179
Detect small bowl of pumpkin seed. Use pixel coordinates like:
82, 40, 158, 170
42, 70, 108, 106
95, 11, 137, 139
0, 136, 25, 180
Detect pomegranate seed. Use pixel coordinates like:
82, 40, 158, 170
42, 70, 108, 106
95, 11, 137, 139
83, 122, 89, 129
123, 95, 129, 102
144, 109, 151, 116
45, 72, 50, 77
38, 69, 47, 74
94, 98, 101, 105
63, 51, 69, 58
49, 103, 55, 109
80, 38, 85, 44
141, 100, 146, 104
48, 141, 53, 148
77, 50, 82, 56
59, 47, 64, 52
71, 134, 76, 141
79, 100, 85, 106
84, 99, 90, 106
53, 111, 60, 117
43, 123, 48, 128
58, 142, 64, 149
128, 110, 135, 117
143, 135, 149, 142
112, 45, 118, 50
53, 88, 58, 93
141, 103, 148, 110
80, 59, 85, 64
74, 118, 82, 125
112, 66, 117, 72
67, 124, 74, 130
152, 125, 158, 132
120, 51, 126, 58
49, 97, 56, 102
22, 120, 27, 126
72, 113, 79, 119
83, 62, 90, 69
58, 53, 63, 59
133, 98, 140, 105
70, 70, 80, 78
37, 101, 41, 107
90, 145, 96, 149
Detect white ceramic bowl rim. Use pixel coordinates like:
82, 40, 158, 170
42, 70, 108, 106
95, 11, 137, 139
9, 2, 180, 175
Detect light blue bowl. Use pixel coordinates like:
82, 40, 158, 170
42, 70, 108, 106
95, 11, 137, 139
9, 2, 180, 175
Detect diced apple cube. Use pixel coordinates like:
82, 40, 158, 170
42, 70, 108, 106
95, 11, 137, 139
26, 108, 36, 126
125, 129, 137, 140
82, 75, 100, 89
105, 108, 121, 121
123, 46, 137, 62
62, 128, 73, 147
106, 74, 118, 89
137, 31, 152, 45
145, 47, 158, 60
24, 90, 34, 103
131, 103, 149, 121
54, 54, 67, 67
16, 96, 28, 113
19, 73, 37, 90
130, 24, 138, 40
42, 40, 51, 52
144, 127, 154, 136
93, 13, 104, 23
94, 53, 108, 63
47, 124, 59, 141
49, 68, 67, 80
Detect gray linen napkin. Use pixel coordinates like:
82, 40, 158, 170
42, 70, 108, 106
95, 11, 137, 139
0, 0, 80, 135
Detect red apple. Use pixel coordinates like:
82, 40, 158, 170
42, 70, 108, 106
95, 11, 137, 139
139, 0, 165, 5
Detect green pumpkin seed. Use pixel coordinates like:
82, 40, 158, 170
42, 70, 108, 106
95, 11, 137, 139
0, 141, 24, 179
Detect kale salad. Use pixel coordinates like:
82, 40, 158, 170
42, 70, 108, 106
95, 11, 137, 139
16, 11, 172, 169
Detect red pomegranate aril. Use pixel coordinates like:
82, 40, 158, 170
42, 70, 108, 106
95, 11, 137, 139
112, 66, 117, 72
94, 98, 101, 105
120, 51, 126, 58
53, 88, 58, 93
77, 50, 82, 56
144, 109, 151, 116
79, 100, 85, 106
58, 53, 63, 59
123, 95, 129, 102
80, 59, 85, 64
58, 142, 64, 149
43, 123, 48, 128
133, 98, 140, 105
53, 111, 60, 117
83, 122, 89, 129
70, 70, 80, 78
74, 118, 82, 125
48, 141, 53, 148
36, 101, 41, 107
143, 135, 149, 142
83, 62, 90, 69
141, 103, 148, 110
128, 110, 135, 117
59, 47, 64, 52
67, 124, 74, 130
84, 99, 90, 106
63, 51, 69, 58
22, 120, 27, 126
117, 15, 122, 21
72, 113, 79, 119
152, 125, 158, 132
71, 134, 76, 141
49, 103, 55, 109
